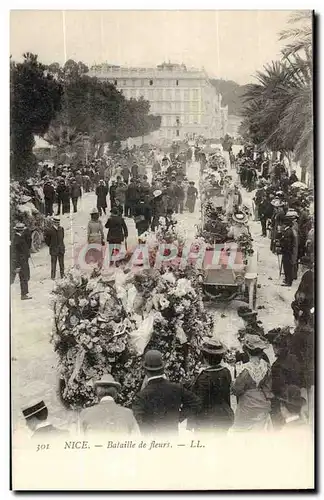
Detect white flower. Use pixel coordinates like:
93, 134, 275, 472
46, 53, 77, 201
68, 298, 76, 306
79, 298, 88, 308
162, 272, 176, 284
159, 297, 170, 310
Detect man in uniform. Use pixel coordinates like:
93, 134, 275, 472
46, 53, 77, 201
22, 400, 68, 439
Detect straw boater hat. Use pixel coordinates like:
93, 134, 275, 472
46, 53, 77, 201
14, 222, 26, 231
153, 189, 163, 198
93, 374, 121, 390
232, 212, 248, 224
285, 209, 298, 219
52, 216, 60, 224
271, 197, 285, 208
200, 338, 226, 355
243, 334, 268, 351
90, 207, 99, 214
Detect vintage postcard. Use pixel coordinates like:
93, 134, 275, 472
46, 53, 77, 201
10, 9, 315, 490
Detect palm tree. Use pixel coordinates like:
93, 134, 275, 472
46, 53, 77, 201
44, 123, 86, 161
242, 12, 313, 183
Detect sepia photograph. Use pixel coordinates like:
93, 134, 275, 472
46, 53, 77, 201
9, 8, 315, 491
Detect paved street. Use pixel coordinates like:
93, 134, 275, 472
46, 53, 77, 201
11, 159, 299, 432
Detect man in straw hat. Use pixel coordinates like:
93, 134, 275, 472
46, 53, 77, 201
80, 374, 139, 436
132, 350, 200, 435
11, 222, 32, 300
150, 190, 165, 231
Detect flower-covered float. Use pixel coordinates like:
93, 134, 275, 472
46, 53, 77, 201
10, 180, 48, 252
51, 264, 214, 411
196, 173, 257, 309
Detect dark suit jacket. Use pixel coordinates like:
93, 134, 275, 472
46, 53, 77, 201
132, 378, 201, 435
45, 226, 65, 255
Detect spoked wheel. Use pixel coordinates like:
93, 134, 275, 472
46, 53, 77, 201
31, 229, 42, 253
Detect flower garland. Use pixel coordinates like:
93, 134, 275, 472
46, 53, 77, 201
51, 265, 213, 410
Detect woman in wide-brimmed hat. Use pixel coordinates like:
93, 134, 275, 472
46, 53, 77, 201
189, 338, 234, 432
231, 334, 273, 432
228, 211, 250, 240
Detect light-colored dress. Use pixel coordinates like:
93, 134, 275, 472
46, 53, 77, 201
231, 359, 273, 432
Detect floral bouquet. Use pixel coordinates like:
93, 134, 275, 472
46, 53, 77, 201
51, 265, 213, 410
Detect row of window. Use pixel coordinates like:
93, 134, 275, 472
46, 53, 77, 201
150, 102, 200, 113
110, 78, 202, 87
122, 88, 200, 101
161, 115, 201, 126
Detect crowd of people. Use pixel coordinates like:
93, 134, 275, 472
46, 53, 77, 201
13, 140, 314, 439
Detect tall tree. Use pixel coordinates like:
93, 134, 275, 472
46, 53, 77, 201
10, 53, 63, 179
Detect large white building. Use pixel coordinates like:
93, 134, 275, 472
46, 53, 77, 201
89, 62, 228, 143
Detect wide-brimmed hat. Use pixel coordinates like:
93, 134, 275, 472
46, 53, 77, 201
14, 222, 26, 231
200, 338, 226, 355
279, 385, 306, 411
271, 198, 285, 207
143, 350, 164, 371
94, 374, 121, 390
285, 210, 298, 219
243, 334, 268, 351
153, 189, 162, 198
90, 207, 99, 214
232, 212, 248, 224
21, 195, 32, 204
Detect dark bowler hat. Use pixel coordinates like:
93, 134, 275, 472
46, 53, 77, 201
143, 350, 164, 371
22, 400, 47, 419
200, 338, 226, 355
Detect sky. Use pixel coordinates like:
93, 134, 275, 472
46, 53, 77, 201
10, 10, 297, 84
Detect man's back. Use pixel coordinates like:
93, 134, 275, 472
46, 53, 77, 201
132, 378, 200, 434
80, 399, 139, 436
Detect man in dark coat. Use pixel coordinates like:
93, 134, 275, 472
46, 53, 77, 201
43, 178, 56, 216
280, 214, 298, 286
131, 163, 139, 179
289, 170, 299, 185
186, 181, 198, 213
133, 197, 152, 239
132, 350, 200, 435
44, 217, 65, 280
255, 187, 273, 237
125, 179, 139, 218
11, 222, 32, 300
70, 178, 82, 213
151, 190, 166, 231
22, 400, 68, 440
109, 180, 117, 211
122, 165, 130, 185
96, 180, 108, 216
174, 180, 185, 214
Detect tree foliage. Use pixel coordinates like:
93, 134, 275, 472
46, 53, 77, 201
10, 53, 63, 179
240, 12, 313, 180
46, 60, 161, 152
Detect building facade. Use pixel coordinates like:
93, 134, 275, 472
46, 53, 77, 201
89, 62, 228, 143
